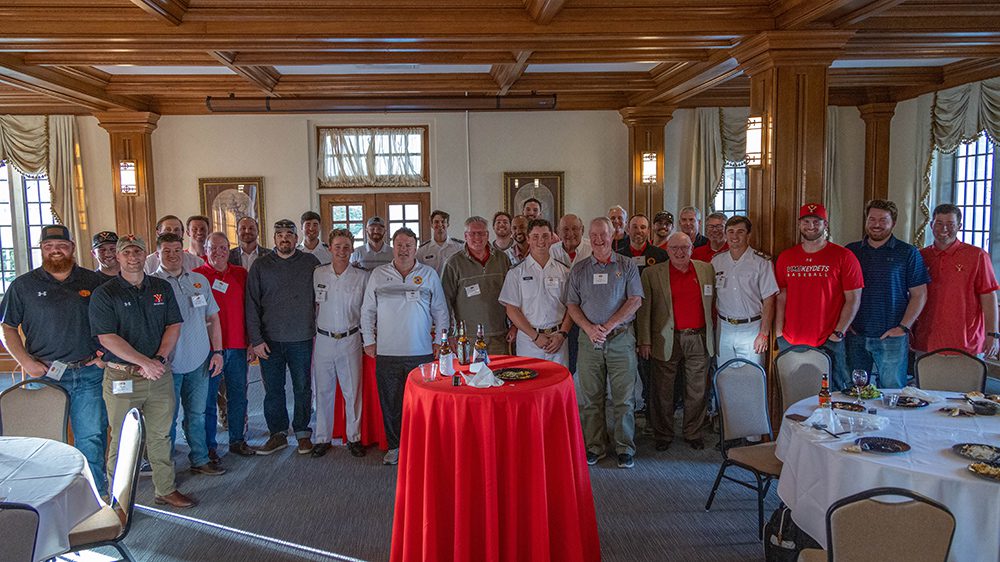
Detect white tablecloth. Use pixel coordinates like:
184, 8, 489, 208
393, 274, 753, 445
776, 391, 1000, 562
0, 436, 102, 561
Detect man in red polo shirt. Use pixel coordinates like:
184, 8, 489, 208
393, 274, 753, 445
691, 212, 729, 263
775, 203, 864, 391
194, 232, 256, 459
913, 203, 999, 358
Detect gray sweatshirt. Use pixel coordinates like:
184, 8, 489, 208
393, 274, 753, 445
245, 250, 320, 344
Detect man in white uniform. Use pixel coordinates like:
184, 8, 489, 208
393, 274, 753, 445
145, 215, 203, 274
312, 228, 368, 458
416, 209, 463, 275
297, 211, 332, 264
710, 215, 778, 366
500, 219, 573, 366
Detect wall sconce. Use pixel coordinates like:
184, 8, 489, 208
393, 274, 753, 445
745, 116, 763, 167
641, 151, 657, 184
119, 160, 138, 195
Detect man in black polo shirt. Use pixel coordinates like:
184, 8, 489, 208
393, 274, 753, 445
88, 234, 194, 508
0, 225, 110, 495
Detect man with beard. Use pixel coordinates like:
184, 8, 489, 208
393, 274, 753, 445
549, 214, 592, 372
505, 215, 530, 266
845, 200, 929, 388
362, 228, 449, 465
523, 198, 542, 221
297, 210, 332, 264
0, 225, 110, 495
776, 204, 864, 391
568, 217, 644, 469
608, 205, 629, 253
229, 216, 271, 270
691, 212, 729, 262
185, 215, 211, 262
651, 212, 674, 250
416, 210, 463, 275
350, 216, 393, 271
145, 215, 204, 274
492, 211, 514, 252
678, 207, 709, 249
246, 219, 321, 455
92, 230, 120, 281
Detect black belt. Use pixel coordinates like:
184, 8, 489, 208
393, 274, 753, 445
46, 355, 96, 370
317, 326, 360, 339
606, 325, 630, 341
534, 326, 560, 335
677, 327, 706, 335
718, 314, 762, 325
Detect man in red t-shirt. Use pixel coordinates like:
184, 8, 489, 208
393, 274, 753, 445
775, 204, 864, 391
194, 232, 256, 459
912, 203, 1000, 357
691, 212, 729, 263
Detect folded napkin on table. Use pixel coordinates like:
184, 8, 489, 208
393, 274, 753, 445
462, 363, 504, 388
900, 386, 942, 403
802, 408, 888, 437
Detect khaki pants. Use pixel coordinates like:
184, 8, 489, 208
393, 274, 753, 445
103, 364, 176, 497
650, 331, 710, 442
576, 327, 637, 456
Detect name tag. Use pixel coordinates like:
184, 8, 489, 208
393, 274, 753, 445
465, 283, 481, 297
211, 279, 229, 293
46, 360, 67, 381
593, 273, 608, 285
631, 256, 645, 267
315, 288, 327, 302
192, 294, 208, 308
544, 277, 560, 289
704, 284, 713, 296
406, 290, 420, 302
522, 276, 534, 281
715, 274, 726, 289
112, 380, 133, 395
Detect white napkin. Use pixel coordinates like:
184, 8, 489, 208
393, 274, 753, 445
462, 363, 504, 388
804, 407, 845, 434
900, 386, 942, 403
802, 408, 888, 437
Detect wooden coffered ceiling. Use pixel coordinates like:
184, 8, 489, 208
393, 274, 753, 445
1, 0, 999, 115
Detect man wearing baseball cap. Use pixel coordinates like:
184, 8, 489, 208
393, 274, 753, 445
775, 203, 864, 390
92, 230, 120, 281
0, 225, 111, 495
651, 211, 674, 250
350, 216, 393, 271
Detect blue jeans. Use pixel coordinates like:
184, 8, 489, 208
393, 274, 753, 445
259, 339, 313, 439
205, 349, 249, 449
846, 333, 909, 389
777, 336, 849, 391
57, 364, 109, 495
170, 359, 211, 467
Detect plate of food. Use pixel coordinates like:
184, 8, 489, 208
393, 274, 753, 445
844, 384, 882, 399
895, 396, 930, 408
855, 436, 910, 453
938, 406, 976, 417
968, 462, 1000, 481
952, 443, 1000, 462
493, 367, 538, 381
832, 401, 866, 412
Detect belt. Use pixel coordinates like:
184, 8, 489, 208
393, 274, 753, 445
317, 326, 360, 340
106, 362, 142, 376
45, 355, 96, 370
533, 325, 560, 335
677, 327, 706, 335
718, 314, 762, 325
605, 325, 630, 341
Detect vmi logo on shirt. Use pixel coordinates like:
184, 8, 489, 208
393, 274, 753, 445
786, 265, 831, 277
153, 293, 164, 304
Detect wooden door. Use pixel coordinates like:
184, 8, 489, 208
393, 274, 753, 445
319, 192, 431, 247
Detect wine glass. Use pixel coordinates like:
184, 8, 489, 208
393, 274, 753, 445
851, 369, 869, 405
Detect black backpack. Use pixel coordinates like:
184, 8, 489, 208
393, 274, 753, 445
764, 504, 822, 562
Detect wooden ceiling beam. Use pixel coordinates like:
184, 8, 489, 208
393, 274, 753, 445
0, 54, 149, 112
833, 0, 907, 27
490, 51, 532, 95
209, 51, 280, 95
628, 49, 743, 106
891, 58, 1000, 102
773, 0, 855, 29
23, 52, 220, 66
129, 0, 189, 26
524, 0, 568, 25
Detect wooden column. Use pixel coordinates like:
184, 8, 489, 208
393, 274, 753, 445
95, 111, 160, 246
620, 106, 674, 217
732, 31, 854, 258
858, 101, 896, 203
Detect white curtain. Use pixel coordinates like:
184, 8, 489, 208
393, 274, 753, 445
317, 127, 428, 188
720, 107, 749, 164
0, 116, 47, 175
687, 108, 723, 214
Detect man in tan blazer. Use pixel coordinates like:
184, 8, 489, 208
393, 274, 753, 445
637, 232, 716, 451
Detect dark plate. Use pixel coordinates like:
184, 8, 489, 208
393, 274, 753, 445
493, 367, 538, 381
855, 437, 911, 453
832, 401, 866, 412
952, 443, 1000, 462
968, 462, 1000, 481
895, 396, 930, 408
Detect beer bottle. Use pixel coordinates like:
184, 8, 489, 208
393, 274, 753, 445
438, 330, 456, 376
456, 321, 471, 365
472, 323, 490, 365
818, 373, 832, 409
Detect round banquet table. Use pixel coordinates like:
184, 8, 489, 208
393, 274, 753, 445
776, 391, 1000, 562
390, 355, 601, 562
0, 436, 102, 561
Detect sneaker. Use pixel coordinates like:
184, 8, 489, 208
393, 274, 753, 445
347, 441, 366, 458
230, 441, 256, 457
256, 434, 288, 456
139, 459, 153, 476
297, 437, 315, 455
208, 448, 221, 464
617, 454, 635, 469
190, 463, 227, 476
585, 451, 606, 466
311, 443, 331, 458
383, 448, 400, 465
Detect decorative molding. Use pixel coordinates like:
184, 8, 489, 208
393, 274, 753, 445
490, 51, 533, 96
128, 0, 189, 26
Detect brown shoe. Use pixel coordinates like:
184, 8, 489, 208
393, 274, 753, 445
256, 433, 288, 456
347, 441, 366, 458
191, 463, 227, 476
154, 490, 197, 509
297, 437, 314, 455
230, 441, 256, 457
208, 448, 221, 464
685, 438, 705, 450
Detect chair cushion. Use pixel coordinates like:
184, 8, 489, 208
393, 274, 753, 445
727, 442, 783, 476
68, 505, 124, 546
797, 548, 826, 561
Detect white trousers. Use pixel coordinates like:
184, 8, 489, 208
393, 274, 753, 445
716, 319, 765, 367
515, 331, 569, 367
312, 333, 363, 443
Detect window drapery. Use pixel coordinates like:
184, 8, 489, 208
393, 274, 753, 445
317, 126, 428, 188
688, 107, 750, 215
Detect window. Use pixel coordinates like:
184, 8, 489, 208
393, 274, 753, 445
329, 203, 366, 249
387, 203, 422, 242
317, 126, 429, 188
0, 161, 56, 296
950, 136, 996, 252
713, 162, 748, 217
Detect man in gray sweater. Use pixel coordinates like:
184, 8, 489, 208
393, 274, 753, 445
246, 219, 320, 455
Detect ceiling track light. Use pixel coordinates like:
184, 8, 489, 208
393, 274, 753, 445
205, 94, 557, 113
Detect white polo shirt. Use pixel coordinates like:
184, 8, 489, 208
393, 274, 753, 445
416, 237, 464, 274
361, 261, 450, 356
498, 254, 571, 330
711, 247, 779, 320
298, 240, 332, 265
549, 239, 592, 269
314, 263, 369, 334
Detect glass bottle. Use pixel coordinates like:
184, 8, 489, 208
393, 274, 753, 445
818, 373, 832, 409
456, 321, 471, 365
472, 323, 490, 365
438, 330, 455, 376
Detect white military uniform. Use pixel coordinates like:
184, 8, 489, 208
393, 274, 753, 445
549, 240, 592, 269
711, 247, 779, 366
416, 237, 463, 275
144, 251, 204, 275
498, 254, 571, 366
298, 240, 332, 265
313, 263, 369, 444
349, 241, 393, 271
504, 244, 529, 267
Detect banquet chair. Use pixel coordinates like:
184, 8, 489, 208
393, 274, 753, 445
797, 487, 955, 562
915, 348, 986, 393
0, 502, 40, 562
64, 408, 145, 562
705, 359, 782, 539
775, 345, 830, 413
0, 377, 70, 442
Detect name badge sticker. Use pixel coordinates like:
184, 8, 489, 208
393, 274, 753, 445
47, 360, 67, 381
703, 284, 713, 296
406, 290, 420, 302
192, 294, 208, 308
112, 380, 133, 395
715, 274, 726, 289
315, 288, 328, 302
593, 273, 608, 285
211, 279, 229, 293
544, 277, 560, 289
631, 256, 645, 267
465, 283, 481, 298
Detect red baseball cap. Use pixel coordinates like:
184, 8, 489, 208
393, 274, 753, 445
799, 203, 828, 221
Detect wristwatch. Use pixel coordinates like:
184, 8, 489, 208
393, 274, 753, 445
988, 332, 1000, 338
152, 354, 166, 364
211, 349, 224, 356
898, 324, 911, 334
832, 330, 845, 340
556, 330, 568, 338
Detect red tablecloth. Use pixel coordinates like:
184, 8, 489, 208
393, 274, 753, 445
331, 354, 388, 451
390, 355, 601, 562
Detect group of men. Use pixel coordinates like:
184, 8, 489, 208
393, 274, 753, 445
2, 194, 996, 505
